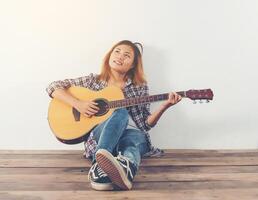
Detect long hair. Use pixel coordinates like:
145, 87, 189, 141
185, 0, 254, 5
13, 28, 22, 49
97, 40, 147, 86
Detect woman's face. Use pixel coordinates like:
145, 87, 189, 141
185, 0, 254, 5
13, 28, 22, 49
108, 44, 135, 75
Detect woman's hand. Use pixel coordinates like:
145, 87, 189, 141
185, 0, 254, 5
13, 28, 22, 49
161, 92, 182, 109
74, 100, 99, 118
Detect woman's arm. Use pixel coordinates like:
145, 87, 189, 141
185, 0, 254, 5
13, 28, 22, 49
51, 89, 99, 117
146, 92, 182, 127
46, 73, 95, 98
51, 89, 80, 108
46, 73, 99, 117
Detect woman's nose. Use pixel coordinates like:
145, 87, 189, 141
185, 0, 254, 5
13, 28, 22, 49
117, 56, 124, 61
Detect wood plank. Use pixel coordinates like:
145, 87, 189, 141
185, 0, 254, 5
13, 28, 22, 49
1, 189, 258, 200
1, 180, 258, 191
141, 157, 258, 166
1, 172, 258, 186
0, 150, 84, 154
2, 165, 258, 175
139, 165, 258, 174
1, 156, 258, 168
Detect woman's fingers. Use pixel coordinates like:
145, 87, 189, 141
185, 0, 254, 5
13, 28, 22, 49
162, 92, 182, 108
84, 113, 91, 118
174, 92, 181, 101
87, 106, 99, 113
90, 102, 99, 110
171, 92, 182, 103
83, 102, 99, 117
84, 110, 96, 118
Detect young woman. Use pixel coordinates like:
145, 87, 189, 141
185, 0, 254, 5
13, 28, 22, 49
46, 40, 182, 191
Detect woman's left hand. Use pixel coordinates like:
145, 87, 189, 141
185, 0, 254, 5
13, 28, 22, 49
161, 92, 182, 109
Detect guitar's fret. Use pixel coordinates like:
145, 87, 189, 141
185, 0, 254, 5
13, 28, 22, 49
177, 91, 185, 97
141, 97, 145, 103
107, 89, 214, 109
132, 98, 135, 105
109, 101, 112, 108
147, 96, 150, 102
139, 97, 142, 104
164, 93, 169, 100
110, 92, 172, 109
138, 97, 142, 104
108, 101, 112, 108
136, 98, 140, 105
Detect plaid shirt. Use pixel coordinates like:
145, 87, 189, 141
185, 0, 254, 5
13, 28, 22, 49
46, 73, 164, 158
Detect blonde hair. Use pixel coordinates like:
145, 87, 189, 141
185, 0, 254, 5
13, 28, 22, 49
97, 40, 147, 86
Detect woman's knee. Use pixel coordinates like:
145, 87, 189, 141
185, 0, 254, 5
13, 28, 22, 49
113, 108, 129, 120
117, 129, 150, 156
120, 129, 147, 146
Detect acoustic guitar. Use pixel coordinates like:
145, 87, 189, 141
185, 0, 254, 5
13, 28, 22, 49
48, 86, 213, 144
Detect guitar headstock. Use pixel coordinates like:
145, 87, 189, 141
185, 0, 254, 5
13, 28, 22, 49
186, 89, 214, 103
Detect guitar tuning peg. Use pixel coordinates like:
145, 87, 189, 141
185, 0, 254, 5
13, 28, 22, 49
206, 100, 210, 103
193, 100, 197, 104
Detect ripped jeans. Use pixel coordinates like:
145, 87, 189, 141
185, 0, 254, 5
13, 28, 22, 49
91, 108, 150, 169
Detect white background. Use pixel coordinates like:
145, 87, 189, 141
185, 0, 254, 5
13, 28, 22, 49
0, 0, 257, 150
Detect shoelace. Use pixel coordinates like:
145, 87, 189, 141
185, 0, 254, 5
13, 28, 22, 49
88, 162, 107, 180
116, 152, 133, 179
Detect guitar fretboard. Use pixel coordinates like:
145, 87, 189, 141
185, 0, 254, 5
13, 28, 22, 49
108, 91, 185, 109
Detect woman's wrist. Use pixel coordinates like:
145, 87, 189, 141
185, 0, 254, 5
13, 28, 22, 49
160, 104, 170, 111
71, 98, 81, 109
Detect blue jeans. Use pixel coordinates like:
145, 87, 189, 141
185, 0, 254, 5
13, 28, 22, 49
91, 108, 150, 169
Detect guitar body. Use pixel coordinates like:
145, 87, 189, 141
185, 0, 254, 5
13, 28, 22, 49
48, 86, 124, 144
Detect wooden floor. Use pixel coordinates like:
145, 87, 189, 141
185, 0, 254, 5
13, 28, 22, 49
1, 150, 258, 200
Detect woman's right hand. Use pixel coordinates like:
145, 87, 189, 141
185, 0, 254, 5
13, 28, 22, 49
74, 100, 99, 118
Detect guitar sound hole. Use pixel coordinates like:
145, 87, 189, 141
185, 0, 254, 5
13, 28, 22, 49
94, 98, 109, 116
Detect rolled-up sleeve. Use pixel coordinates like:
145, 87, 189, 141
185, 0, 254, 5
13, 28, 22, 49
46, 73, 94, 98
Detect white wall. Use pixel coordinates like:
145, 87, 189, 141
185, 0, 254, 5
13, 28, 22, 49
0, 0, 257, 150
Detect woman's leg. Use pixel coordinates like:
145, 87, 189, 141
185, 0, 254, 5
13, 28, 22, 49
91, 108, 129, 163
95, 129, 150, 190
116, 129, 150, 169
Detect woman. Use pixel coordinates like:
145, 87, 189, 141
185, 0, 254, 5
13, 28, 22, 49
46, 40, 182, 191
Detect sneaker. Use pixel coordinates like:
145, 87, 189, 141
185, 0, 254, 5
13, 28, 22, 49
88, 162, 114, 191
96, 149, 137, 190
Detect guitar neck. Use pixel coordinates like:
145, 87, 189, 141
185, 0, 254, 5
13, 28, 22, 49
108, 91, 186, 109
